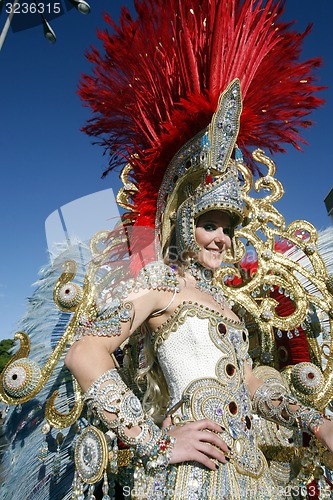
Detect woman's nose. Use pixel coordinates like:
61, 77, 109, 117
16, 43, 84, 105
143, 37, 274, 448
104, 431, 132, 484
214, 227, 226, 243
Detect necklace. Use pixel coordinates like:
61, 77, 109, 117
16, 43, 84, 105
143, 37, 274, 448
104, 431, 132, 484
185, 261, 226, 309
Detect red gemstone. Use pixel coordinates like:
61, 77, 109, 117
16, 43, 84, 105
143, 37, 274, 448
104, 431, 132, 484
218, 323, 227, 335
307, 372, 315, 379
226, 364, 235, 376
229, 401, 237, 415
245, 416, 252, 429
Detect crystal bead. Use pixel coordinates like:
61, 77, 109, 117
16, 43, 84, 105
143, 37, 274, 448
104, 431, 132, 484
41, 423, 51, 434
261, 352, 272, 363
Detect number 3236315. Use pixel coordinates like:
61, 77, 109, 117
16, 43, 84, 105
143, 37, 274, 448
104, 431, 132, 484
6, 2, 61, 14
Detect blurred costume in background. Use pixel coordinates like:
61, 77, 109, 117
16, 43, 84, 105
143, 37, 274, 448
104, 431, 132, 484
1, 1, 333, 499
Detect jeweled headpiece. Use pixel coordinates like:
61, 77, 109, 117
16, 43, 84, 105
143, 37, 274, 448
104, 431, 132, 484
78, 0, 324, 266
156, 79, 243, 253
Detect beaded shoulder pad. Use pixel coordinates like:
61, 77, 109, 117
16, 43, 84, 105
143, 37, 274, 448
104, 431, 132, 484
74, 261, 179, 339
136, 261, 179, 292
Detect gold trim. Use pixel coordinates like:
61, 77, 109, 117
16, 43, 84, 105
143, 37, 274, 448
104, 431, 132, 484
152, 301, 243, 351
74, 426, 108, 484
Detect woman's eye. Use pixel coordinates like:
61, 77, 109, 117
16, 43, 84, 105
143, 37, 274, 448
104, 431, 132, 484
223, 227, 231, 235
204, 224, 216, 231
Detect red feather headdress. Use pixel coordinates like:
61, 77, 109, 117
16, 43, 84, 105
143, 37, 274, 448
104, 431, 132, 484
79, 0, 324, 232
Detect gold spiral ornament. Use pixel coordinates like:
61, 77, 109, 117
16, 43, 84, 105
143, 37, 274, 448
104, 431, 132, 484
56, 282, 83, 310
2, 358, 41, 399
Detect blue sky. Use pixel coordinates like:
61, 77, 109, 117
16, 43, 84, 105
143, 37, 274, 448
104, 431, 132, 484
0, 0, 332, 341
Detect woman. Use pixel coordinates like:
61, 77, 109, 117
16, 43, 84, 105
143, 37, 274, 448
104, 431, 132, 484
62, 0, 333, 490
64, 73, 333, 498
65, 196, 333, 499
1, 2, 332, 499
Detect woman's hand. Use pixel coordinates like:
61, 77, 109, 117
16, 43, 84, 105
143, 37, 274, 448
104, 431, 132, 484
162, 417, 229, 470
315, 418, 333, 453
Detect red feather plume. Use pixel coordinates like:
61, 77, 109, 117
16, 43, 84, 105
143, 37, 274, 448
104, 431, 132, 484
79, 0, 325, 230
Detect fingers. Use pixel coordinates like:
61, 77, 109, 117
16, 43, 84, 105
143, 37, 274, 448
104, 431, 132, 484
190, 418, 224, 434
168, 418, 232, 470
197, 429, 229, 454
197, 441, 229, 464
161, 416, 172, 429
191, 450, 221, 471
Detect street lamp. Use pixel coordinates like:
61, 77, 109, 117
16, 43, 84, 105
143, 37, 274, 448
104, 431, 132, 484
0, 0, 19, 51
0, 0, 91, 51
41, 15, 56, 44
68, 0, 91, 15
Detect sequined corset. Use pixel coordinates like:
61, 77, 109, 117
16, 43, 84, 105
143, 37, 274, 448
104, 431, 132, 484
152, 302, 266, 478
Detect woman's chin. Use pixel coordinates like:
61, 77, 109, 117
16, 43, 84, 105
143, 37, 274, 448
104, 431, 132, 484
197, 255, 222, 270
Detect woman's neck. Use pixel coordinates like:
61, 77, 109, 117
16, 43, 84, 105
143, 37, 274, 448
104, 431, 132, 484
184, 261, 215, 285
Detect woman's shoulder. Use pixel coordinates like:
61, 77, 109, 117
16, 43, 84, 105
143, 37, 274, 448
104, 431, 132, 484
136, 260, 180, 293
74, 262, 179, 339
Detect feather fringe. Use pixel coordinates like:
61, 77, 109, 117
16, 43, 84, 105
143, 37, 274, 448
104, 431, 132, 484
0, 243, 90, 500
79, 0, 325, 230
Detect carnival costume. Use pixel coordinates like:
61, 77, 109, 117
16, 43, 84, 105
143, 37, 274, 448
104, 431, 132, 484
1, 1, 333, 499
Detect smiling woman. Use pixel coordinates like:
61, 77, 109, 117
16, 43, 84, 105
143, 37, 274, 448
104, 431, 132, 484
1, 1, 333, 499
62, 78, 333, 499
195, 211, 233, 270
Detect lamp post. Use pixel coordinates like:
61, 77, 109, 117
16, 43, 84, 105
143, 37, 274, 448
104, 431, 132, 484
0, 0, 90, 51
68, 0, 90, 15
0, 0, 19, 51
41, 12, 56, 43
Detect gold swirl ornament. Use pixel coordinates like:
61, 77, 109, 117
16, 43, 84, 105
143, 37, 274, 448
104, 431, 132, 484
0, 331, 37, 404
116, 162, 138, 211
0, 260, 92, 425
2, 358, 41, 398
215, 149, 333, 412
53, 260, 83, 312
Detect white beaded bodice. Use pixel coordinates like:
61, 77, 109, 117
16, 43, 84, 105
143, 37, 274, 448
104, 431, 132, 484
156, 311, 228, 407
154, 302, 249, 406
152, 301, 266, 479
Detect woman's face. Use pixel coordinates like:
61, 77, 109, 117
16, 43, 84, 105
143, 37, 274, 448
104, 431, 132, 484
194, 211, 232, 269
